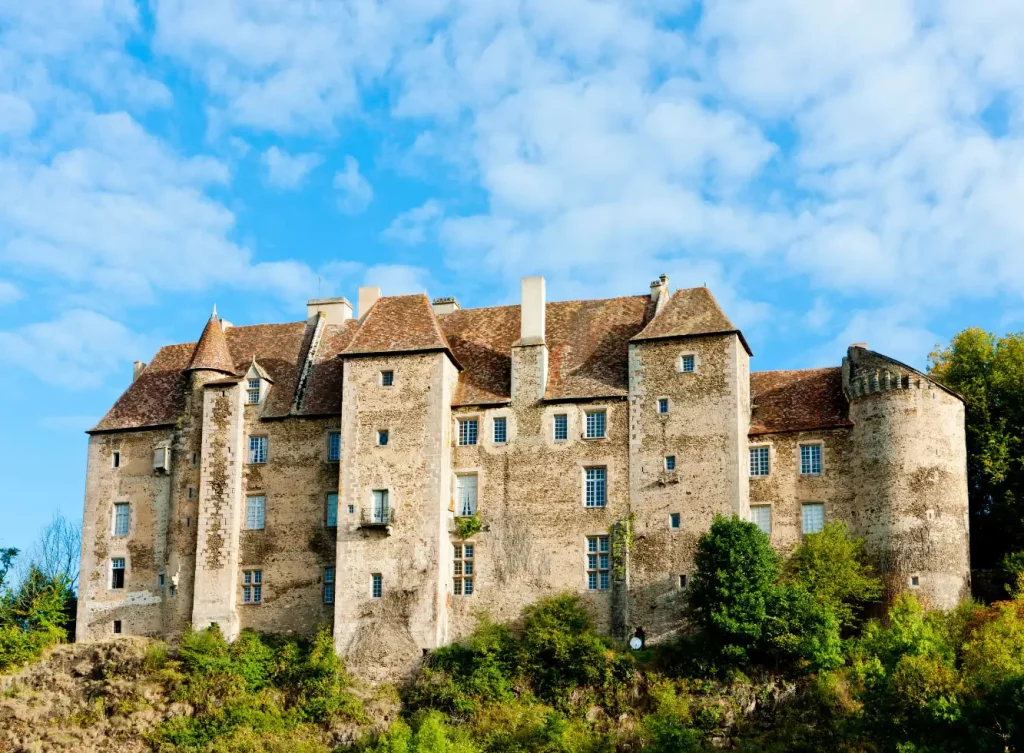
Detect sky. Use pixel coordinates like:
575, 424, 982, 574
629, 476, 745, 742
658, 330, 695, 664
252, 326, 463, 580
3, 0, 1024, 554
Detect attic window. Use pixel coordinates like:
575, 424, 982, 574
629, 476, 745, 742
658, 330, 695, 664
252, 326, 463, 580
247, 379, 261, 405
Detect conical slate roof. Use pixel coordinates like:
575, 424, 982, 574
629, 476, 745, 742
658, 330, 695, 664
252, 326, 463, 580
187, 309, 237, 375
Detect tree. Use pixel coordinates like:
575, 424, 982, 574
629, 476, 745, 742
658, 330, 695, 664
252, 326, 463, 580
27, 514, 81, 591
0, 548, 17, 595
929, 328, 1024, 568
784, 522, 882, 632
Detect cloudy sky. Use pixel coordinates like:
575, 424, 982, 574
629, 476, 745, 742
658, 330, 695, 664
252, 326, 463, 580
2, 0, 1024, 552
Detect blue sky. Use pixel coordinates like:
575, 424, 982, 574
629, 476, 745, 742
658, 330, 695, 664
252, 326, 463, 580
2, 0, 1024, 554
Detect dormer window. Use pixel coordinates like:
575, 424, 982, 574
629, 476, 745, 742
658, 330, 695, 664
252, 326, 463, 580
244, 359, 273, 405
247, 379, 261, 405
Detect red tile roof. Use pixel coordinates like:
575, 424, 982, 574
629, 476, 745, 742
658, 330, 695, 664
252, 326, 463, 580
187, 313, 237, 375
342, 294, 455, 360
749, 368, 851, 435
632, 287, 752, 355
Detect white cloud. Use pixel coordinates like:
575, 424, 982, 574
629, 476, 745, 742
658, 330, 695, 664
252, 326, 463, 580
383, 200, 444, 245
261, 146, 322, 190
0, 309, 151, 389
39, 415, 101, 431
0, 280, 22, 305
333, 156, 373, 214
362, 264, 431, 296
812, 305, 941, 371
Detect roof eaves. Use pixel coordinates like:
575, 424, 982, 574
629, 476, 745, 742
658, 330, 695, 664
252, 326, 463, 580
631, 329, 754, 357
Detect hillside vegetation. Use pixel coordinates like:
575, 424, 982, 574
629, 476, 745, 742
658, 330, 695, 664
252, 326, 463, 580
3, 517, 1024, 752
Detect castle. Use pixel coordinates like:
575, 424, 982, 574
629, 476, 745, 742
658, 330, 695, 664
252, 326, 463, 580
76, 276, 971, 679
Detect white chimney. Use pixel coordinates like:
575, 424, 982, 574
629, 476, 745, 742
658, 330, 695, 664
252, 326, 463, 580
650, 274, 670, 314
307, 297, 354, 325
358, 286, 381, 320
520, 276, 546, 344
432, 297, 460, 315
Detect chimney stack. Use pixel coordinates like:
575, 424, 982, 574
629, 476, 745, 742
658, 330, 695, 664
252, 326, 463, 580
432, 297, 461, 315
307, 297, 354, 325
133, 361, 146, 382
650, 274, 670, 315
358, 286, 381, 320
519, 276, 546, 345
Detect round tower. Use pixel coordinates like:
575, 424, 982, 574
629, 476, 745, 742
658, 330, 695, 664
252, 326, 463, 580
846, 347, 970, 610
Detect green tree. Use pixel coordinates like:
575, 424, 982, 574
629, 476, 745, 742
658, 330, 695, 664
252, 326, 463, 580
929, 328, 1024, 567
784, 522, 882, 632
0, 547, 17, 594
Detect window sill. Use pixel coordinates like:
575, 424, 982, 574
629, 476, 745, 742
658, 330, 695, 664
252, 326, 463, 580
581, 435, 607, 442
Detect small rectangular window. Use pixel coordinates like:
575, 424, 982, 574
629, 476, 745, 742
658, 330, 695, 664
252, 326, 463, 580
326, 493, 339, 528
910, 575, 920, 587
800, 444, 822, 475
378, 429, 389, 446
665, 455, 676, 471
493, 417, 507, 444
112, 451, 120, 469
323, 567, 335, 604
802, 503, 825, 535
586, 536, 610, 590
158, 573, 165, 588
328, 432, 341, 462
192, 452, 199, 467
751, 505, 772, 535
187, 487, 196, 500
372, 490, 390, 524
242, 569, 263, 604
750, 447, 770, 477
584, 411, 606, 439
111, 558, 125, 589
658, 398, 669, 414
456, 474, 478, 517
679, 574, 688, 589
584, 467, 607, 508
681, 354, 695, 373
247, 378, 261, 405
113, 620, 122, 634
458, 418, 478, 446
371, 573, 383, 599
553, 414, 568, 441
245, 495, 266, 530
670, 512, 680, 529
113, 503, 130, 537
248, 436, 268, 464
453, 543, 474, 596
381, 370, 394, 387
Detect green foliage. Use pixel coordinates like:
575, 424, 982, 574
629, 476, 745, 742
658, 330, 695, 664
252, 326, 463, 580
638, 684, 702, 753
929, 328, 1024, 567
455, 515, 483, 539
0, 547, 17, 594
0, 564, 71, 673
784, 522, 882, 631
366, 712, 479, 753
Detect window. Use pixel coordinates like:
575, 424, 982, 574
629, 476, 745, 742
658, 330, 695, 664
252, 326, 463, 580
328, 432, 341, 462
453, 543, 475, 596
553, 414, 568, 441
245, 496, 266, 530
323, 567, 335, 604
372, 490, 389, 524
584, 467, 607, 508
381, 370, 394, 387
112, 451, 120, 469
113, 503, 130, 537
242, 570, 263, 604
680, 354, 695, 373
371, 573, 383, 599
111, 558, 125, 589
347, 504, 355, 515
750, 446, 770, 477
247, 378, 261, 405
751, 505, 772, 535
910, 575, 920, 587
113, 620, 122, 634
678, 574, 688, 589
248, 436, 267, 464
377, 429, 389, 446
800, 444, 822, 475
802, 503, 825, 534
586, 536, 610, 590
658, 398, 669, 414
493, 417, 507, 444
187, 487, 196, 500
158, 573, 165, 588
670, 513, 680, 529
665, 455, 676, 471
458, 418, 478, 446
326, 493, 339, 528
584, 411, 606, 439
456, 474, 478, 517
191, 452, 199, 467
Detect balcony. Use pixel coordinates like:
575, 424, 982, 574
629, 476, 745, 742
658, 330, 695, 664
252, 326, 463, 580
359, 508, 396, 528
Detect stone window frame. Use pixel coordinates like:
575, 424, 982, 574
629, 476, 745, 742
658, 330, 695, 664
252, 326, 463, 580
801, 501, 825, 535
112, 502, 130, 537
110, 557, 126, 590
242, 569, 263, 605
247, 434, 269, 465
669, 512, 681, 529
551, 411, 570, 443
326, 430, 341, 463
583, 409, 607, 440
750, 504, 773, 535
585, 535, 611, 591
453, 542, 475, 596
492, 416, 508, 444
380, 370, 395, 387
369, 488, 391, 524
749, 443, 772, 478
665, 455, 676, 472
798, 441, 825, 477
677, 351, 700, 374
323, 566, 335, 604
908, 573, 921, 588
456, 414, 480, 446
454, 470, 480, 517
371, 572, 383, 599
581, 464, 609, 508
656, 396, 670, 416
246, 378, 262, 405
112, 450, 121, 469
377, 428, 390, 447
325, 491, 339, 528
244, 493, 267, 531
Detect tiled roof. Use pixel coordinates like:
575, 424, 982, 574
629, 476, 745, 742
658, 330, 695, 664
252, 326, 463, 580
297, 320, 359, 417
438, 305, 520, 405
632, 287, 752, 355
187, 313, 237, 375
342, 294, 454, 359
91, 343, 193, 432
749, 368, 852, 435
